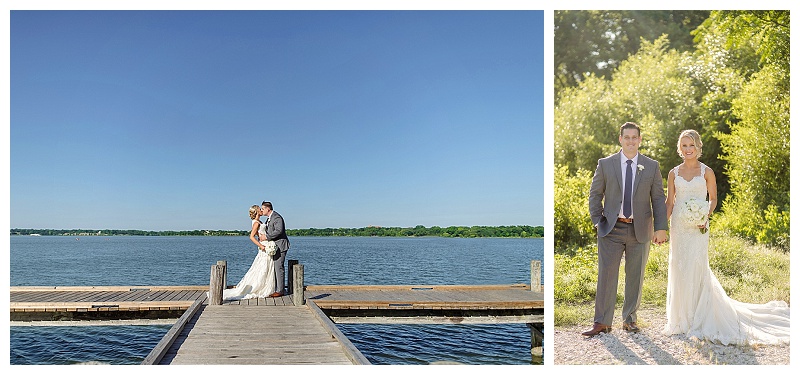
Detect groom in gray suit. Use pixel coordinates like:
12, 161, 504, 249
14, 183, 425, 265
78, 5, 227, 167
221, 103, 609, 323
582, 122, 668, 337
262, 201, 290, 297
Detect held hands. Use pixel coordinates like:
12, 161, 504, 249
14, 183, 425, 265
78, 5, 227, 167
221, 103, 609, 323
653, 230, 668, 245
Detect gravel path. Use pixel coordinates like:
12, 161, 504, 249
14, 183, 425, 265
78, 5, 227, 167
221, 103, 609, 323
554, 307, 790, 365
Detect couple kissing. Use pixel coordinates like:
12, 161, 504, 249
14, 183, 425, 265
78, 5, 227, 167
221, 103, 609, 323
223, 201, 291, 301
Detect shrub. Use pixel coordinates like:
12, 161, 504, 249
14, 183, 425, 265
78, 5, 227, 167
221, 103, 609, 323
554, 165, 595, 251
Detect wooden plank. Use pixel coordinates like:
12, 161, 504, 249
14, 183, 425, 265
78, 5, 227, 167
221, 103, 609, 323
176, 289, 203, 301
187, 290, 207, 301
144, 290, 171, 302
70, 291, 108, 302
127, 290, 153, 302
313, 300, 543, 309
330, 314, 545, 324
10, 285, 208, 292
159, 304, 358, 365
142, 299, 204, 365
105, 290, 139, 302
307, 300, 370, 365
10, 284, 542, 327
157, 290, 180, 302
306, 284, 530, 291
25, 291, 62, 303
10, 301, 195, 310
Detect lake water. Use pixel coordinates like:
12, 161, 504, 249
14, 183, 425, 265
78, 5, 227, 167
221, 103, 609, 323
9, 235, 543, 365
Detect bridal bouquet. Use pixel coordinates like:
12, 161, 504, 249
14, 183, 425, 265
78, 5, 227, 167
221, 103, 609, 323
261, 241, 278, 256
682, 198, 709, 234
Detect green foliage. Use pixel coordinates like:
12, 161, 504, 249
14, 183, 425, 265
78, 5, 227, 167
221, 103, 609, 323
555, 36, 699, 175
697, 11, 790, 79
757, 204, 790, 249
555, 234, 790, 327
554, 303, 592, 327
724, 66, 789, 210
707, 234, 791, 303
554, 10, 709, 98
553, 75, 618, 173
287, 225, 543, 238
554, 10, 789, 250
611, 37, 698, 170
11, 225, 545, 239
716, 65, 789, 249
554, 246, 599, 304
9, 228, 248, 236
553, 165, 595, 249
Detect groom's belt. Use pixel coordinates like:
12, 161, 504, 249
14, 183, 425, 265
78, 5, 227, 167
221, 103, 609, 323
617, 217, 634, 224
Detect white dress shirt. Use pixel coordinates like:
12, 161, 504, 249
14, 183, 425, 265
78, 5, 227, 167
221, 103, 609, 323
619, 152, 639, 219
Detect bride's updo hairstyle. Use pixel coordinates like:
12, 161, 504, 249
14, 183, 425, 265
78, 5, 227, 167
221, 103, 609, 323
677, 129, 703, 159
249, 205, 260, 220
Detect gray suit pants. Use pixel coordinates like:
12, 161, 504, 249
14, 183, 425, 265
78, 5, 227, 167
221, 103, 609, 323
273, 249, 288, 293
594, 220, 650, 326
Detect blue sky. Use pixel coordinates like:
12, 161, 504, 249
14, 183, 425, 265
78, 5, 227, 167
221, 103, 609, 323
9, 10, 544, 231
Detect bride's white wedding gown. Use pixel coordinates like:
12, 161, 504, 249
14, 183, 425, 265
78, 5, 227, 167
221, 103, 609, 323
664, 163, 790, 345
222, 219, 278, 301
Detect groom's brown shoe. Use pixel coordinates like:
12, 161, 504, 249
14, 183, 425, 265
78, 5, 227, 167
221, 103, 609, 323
268, 292, 283, 298
581, 323, 612, 337
622, 322, 641, 333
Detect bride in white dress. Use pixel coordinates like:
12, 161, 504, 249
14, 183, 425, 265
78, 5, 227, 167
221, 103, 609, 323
222, 205, 278, 301
663, 130, 790, 345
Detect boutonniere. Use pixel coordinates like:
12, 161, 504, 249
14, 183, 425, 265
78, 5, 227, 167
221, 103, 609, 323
637, 164, 645, 172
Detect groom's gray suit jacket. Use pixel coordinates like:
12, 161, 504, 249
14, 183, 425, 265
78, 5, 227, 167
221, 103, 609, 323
589, 152, 668, 243
265, 211, 290, 252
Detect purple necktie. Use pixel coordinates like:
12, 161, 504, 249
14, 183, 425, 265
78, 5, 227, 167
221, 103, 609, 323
623, 160, 633, 218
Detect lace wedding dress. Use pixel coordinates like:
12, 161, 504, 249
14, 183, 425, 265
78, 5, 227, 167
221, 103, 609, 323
663, 163, 790, 345
222, 219, 278, 300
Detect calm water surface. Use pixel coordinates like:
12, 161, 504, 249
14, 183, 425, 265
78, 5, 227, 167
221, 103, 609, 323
9, 235, 543, 365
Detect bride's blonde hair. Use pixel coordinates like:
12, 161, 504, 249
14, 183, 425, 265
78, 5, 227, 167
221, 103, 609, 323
677, 129, 703, 159
249, 205, 261, 220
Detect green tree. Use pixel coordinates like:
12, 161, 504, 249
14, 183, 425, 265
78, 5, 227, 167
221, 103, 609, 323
555, 36, 699, 176
555, 10, 709, 99
696, 11, 789, 79
715, 65, 789, 249
694, 11, 790, 249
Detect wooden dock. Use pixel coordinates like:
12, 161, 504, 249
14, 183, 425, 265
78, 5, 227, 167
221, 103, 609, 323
308, 284, 542, 324
144, 299, 368, 365
9, 285, 207, 321
10, 260, 544, 364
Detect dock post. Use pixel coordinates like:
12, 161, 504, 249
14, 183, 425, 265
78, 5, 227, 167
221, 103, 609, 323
529, 323, 544, 357
209, 264, 224, 305
531, 260, 541, 292
217, 260, 227, 289
288, 259, 298, 294
293, 263, 304, 306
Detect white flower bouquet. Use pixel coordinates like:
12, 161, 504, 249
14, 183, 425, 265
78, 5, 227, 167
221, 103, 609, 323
261, 240, 278, 256
681, 198, 709, 233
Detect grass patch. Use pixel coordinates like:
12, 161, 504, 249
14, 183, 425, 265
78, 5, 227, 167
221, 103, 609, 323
554, 233, 790, 327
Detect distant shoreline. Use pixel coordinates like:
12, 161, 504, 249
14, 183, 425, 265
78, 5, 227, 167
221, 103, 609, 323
10, 225, 544, 239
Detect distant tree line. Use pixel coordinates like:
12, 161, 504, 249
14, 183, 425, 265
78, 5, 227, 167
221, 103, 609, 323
10, 229, 247, 236
11, 225, 544, 238
287, 225, 544, 238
